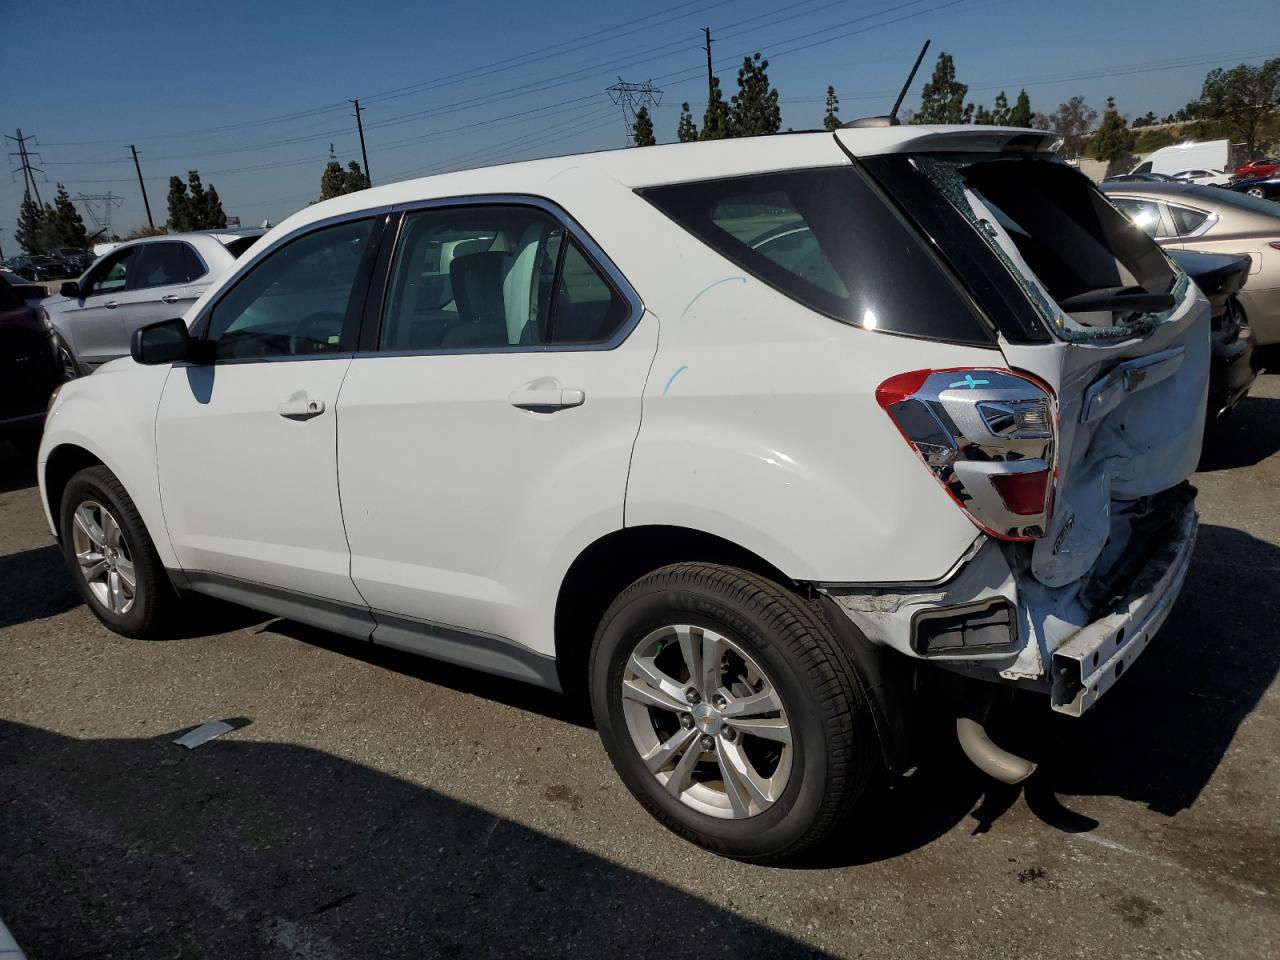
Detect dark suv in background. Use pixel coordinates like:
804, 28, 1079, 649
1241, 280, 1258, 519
0, 274, 65, 456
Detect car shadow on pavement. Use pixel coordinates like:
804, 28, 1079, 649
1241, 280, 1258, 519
0, 719, 825, 960
820, 523, 1280, 867
1199, 395, 1280, 471
263, 618, 591, 729
0, 544, 80, 630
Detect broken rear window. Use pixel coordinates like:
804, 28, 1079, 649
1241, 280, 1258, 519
864, 154, 1188, 344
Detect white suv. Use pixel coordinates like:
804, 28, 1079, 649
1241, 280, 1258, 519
38, 126, 1208, 862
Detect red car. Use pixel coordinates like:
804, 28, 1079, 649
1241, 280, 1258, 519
1235, 156, 1280, 180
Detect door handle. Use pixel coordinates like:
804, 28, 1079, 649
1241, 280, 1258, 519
276, 393, 326, 420
508, 379, 586, 411
161, 294, 180, 304
104, 300, 118, 309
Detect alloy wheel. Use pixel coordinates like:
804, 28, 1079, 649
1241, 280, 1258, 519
621, 624, 793, 819
71, 500, 136, 615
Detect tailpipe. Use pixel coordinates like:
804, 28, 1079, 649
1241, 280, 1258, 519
956, 716, 1037, 785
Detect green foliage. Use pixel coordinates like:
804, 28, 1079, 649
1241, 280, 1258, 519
729, 52, 781, 136
1134, 126, 1178, 153
823, 85, 840, 131
15, 192, 48, 254
1008, 89, 1032, 128
990, 91, 1010, 125
1092, 96, 1136, 168
319, 144, 370, 200
1189, 58, 1280, 157
973, 104, 994, 125
1043, 96, 1097, 157
912, 52, 969, 124
1132, 110, 1158, 128
167, 171, 226, 230
700, 77, 731, 140
49, 184, 89, 249
676, 102, 698, 142
632, 106, 656, 147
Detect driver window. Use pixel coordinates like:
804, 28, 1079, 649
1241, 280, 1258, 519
205, 218, 376, 361
84, 247, 139, 297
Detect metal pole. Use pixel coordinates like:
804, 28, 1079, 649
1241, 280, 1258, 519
129, 145, 154, 228
351, 99, 371, 186
702, 28, 714, 104
16, 129, 42, 206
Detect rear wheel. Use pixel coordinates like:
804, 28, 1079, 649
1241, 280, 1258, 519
590, 563, 879, 863
59, 465, 176, 638
1246, 186, 1266, 198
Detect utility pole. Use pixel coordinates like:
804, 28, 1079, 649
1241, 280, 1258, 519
350, 99, 371, 186
128, 145, 154, 229
702, 27, 714, 104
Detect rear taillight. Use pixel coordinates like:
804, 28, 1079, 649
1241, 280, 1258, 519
876, 368, 1057, 542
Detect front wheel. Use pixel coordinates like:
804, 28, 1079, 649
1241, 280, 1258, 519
590, 563, 880, 863
1246, 187, 1266, 198
59, 465, 176, 638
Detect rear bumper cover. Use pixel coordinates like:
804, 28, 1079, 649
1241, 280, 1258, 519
821, 489, 1198, 717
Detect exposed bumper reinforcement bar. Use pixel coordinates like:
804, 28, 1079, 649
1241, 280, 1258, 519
1049, 497, 1198, 716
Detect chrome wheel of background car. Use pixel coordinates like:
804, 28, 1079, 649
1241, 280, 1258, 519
1247, 187, 1266, 198
621, 624, 793, 820
71, 500, 136, 615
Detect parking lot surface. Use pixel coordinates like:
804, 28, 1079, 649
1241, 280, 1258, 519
2, 377, 1279, 960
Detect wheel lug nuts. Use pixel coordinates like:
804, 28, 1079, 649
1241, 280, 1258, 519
722, 726, 737, 742
679, 713, 694, 729
712, 694, 727, 709
700, 735, 716, 751
685, 688, 700, 704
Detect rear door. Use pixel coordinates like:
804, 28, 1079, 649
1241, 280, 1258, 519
335, 200, 656, 660
125, 241, 205, 339
854, 137, 1208, 589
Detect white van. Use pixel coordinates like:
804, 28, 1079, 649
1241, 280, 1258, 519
1132, 139, 1230, 177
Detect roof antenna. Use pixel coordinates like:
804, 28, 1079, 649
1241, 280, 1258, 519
889, 39, 931, 124
843, 39, 930, 128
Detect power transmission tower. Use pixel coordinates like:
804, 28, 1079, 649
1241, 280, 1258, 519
606, 79, 663, 145
350, 99, 372, 185
6, 129, 46, 205
75, 192, 123, 237
129, 145, 155, 229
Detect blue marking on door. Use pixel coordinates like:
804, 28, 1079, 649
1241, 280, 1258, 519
663, 365, 689, 395
948, 374, 990, 390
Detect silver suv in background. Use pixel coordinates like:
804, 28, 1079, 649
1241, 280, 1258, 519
43, 229, 265, 371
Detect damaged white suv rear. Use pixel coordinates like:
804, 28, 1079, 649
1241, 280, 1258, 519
39, 125, 1206, 864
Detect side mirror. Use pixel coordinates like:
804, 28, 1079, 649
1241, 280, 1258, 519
131, 318, 194, 365
60, 280, 81, 298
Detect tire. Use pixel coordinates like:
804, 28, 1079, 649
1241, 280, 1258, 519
589, 562, 880, 863
59, 465, 177, 639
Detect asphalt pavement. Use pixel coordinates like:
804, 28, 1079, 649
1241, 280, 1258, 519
2, 376, 1278, 959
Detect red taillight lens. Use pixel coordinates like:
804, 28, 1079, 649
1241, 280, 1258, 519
876, 368, 1058, 541
990, 469, 1051, 516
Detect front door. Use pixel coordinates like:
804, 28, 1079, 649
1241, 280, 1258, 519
335, 202, 656, 655
62, 245, 142, 367
156, 215, 383, 610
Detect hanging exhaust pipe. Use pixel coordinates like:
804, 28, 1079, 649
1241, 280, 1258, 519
956, 716, 1037, 784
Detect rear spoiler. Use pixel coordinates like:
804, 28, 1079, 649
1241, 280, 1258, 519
835, 126, 1063, 158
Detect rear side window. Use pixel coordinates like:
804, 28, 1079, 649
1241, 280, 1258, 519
1110, 197, 1169, 238
131, 242, 191, 289
642, 168, 992, 345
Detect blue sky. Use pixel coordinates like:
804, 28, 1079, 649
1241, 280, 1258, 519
2, 0, 1276, 250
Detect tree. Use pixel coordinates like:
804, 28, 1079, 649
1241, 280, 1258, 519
1092, 96, 1137, 172
700, 76, 731, 140
200, 184, 228, 229
1132, 110, 1158, 128
676, 102, 698, 142
319, 144, 370, 200
990, 90, 1011, 126
15, 192, 47, 254
1190, 58, 1280, 158
1044, 95, 1097, 157
912, 52, 969, 124
1008, 89, 1033, 128
823, 85, 841, 131
729, 52, 781, 137
50, 184, 89, 249
632, 106, 656, 147
166, 176, 192, 231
